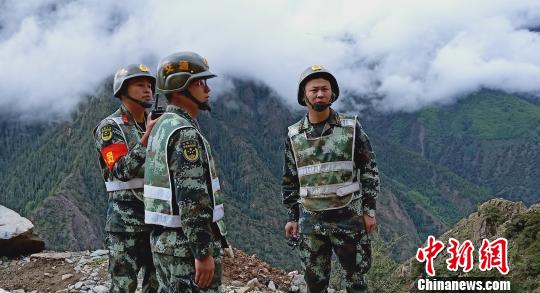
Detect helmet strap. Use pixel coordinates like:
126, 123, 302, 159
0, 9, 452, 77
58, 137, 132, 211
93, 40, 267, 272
304, 95, 331, 112
124, 94, 153, 109
183, 89, 211, 112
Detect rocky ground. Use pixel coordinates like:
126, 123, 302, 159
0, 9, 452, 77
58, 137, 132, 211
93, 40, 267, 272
0, 248, 315, 293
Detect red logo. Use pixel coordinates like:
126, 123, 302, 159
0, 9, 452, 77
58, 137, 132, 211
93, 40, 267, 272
479, 238, 509, 275
416, 235, 445, 277
446, 238, 474, 272
416, 236, 510, 276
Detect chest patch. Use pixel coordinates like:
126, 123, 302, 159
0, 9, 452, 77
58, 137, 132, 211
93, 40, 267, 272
182, 140, 200, 162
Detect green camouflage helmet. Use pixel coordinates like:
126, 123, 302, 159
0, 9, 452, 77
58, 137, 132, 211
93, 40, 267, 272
297, 64, 339, 106
156, 51, 217, 94
113, 64, 156, 97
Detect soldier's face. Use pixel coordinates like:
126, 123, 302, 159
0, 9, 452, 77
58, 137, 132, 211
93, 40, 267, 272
125, 77, 153, 103
188, 78, 211, 102
304, 78, 332, 106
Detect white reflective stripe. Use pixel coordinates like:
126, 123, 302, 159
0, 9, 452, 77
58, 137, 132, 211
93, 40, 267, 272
297, 161, 354, 177
341, 118, 356, 127
143, 185, 172, 200
213, 204, 224, 222
144, 211, 182, 228
111, 117, 124, 125
105, 179, 144, 191
299, 181, 360, 197
212, 178, 221, 192
336, 181, 361, 196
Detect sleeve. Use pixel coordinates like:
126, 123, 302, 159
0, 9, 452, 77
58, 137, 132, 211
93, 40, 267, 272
281, 136, 300, 222
354, 120, 380, 213
94, 120, 146, 181
169, 128, 215, 259
94, 123, 111, 179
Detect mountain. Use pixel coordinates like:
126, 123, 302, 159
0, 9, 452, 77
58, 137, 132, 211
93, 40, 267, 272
364, 90, 540, 205
1, 80, 537, 272
372, 138, 492, 254
0, 83, 114, 250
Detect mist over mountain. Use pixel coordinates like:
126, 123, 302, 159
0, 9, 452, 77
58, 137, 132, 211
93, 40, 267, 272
2, 0, 540, 119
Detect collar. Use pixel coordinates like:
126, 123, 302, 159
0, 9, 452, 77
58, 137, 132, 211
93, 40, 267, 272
119, 104, 133, 124
119, 104, 147, 125
166, 105, 199, 128
299, 108, 342, 132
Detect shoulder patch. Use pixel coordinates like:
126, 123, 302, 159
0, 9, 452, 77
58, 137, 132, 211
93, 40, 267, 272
288, 118, 304, 137
181, 140, 200, 162
101, 125, 112, 142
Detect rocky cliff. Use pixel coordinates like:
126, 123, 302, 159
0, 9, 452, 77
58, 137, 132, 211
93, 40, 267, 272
397, 198, 540, 292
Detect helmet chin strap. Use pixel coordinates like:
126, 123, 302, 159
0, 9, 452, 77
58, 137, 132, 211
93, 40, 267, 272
183, 89, 211, 112
125, 94, 153, 109
304, 95, 331, 112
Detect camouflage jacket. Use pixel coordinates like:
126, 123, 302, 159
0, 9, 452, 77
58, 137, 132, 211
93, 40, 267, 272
281, 109, 380, 233
148, 105, 219, 259
94, 104, 150, 233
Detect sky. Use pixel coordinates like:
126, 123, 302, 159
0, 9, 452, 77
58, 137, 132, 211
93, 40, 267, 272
1, 0, 540, 119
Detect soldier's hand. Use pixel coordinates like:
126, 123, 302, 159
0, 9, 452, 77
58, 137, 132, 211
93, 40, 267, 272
363, 213, 377, 233
140, 114, 160, 147
285, 221, 298, 238
195, 255, 215, 289
146, 113, 160, 131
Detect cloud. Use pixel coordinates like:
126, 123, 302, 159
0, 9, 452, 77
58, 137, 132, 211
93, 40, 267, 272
1, 0, 540, 119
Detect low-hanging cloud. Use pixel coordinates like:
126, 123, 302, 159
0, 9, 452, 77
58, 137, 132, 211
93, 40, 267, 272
1, 0, 540, 120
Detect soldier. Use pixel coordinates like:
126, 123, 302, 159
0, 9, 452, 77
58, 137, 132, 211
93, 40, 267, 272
282, 64, 380, 292
94, 63, 159, 292
144, 51, 227, 292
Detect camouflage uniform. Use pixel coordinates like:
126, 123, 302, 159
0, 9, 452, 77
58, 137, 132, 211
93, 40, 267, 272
144, 105, 224, 292
282, 109, 380, 293
94, 105, 158, 292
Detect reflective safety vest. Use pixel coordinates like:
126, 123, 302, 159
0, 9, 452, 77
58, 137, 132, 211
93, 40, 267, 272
288, 114, 360, 211
143, 112, 224, 228
96, 110, 145, 197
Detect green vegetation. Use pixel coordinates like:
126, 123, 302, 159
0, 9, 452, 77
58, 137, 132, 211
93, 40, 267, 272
372, 135, 492, 243
417, 91, 540, 141
505, 210, 540, 291
366, 90, 540, 205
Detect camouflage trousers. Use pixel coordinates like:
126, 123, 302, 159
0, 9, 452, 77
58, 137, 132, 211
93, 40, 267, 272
150, 229, 222, 292
299, 226, 371, 293
106, 231, 158, 293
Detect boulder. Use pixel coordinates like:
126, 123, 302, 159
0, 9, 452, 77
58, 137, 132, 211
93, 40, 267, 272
0, 205, 45, 256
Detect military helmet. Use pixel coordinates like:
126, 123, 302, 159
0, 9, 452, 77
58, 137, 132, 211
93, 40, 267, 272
156, 51, 217, 94
113, 63, 156, 97
297, 64, 339, 106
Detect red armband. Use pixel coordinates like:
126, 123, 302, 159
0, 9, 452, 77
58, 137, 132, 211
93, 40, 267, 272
101, 143, 128, 169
